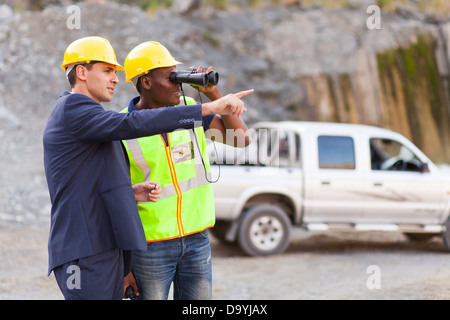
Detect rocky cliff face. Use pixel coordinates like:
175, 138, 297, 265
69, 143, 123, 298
0, 2, 449, 222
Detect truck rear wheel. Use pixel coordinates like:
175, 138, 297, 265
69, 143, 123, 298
237, 204, 291, 256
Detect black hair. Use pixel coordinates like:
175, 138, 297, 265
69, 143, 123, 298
136, 76, 143, 94
135, 70, 154, 94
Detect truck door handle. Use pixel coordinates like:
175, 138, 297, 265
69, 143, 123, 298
373, 182, 383, 187
321, 181, 331, 185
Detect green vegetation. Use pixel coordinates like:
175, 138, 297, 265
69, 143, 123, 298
376, 33, 448, 161
203, 0, 229, 10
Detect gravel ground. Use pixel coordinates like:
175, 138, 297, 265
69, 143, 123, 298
0, 222, 449, 300
212, 229, 450, 300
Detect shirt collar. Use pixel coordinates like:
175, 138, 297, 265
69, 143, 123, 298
127, 96, 140, 113
127, 96, 174, 112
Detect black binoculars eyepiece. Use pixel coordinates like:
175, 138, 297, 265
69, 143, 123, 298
169, 70, 219, 87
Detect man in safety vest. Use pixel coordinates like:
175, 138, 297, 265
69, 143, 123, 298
122, 41, 252, 299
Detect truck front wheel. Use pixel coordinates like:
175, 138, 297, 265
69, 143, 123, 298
443, 217, 450, 252
237, 204, 291, 256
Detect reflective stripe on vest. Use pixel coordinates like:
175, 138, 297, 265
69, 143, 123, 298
125, 138, 151, 182
125, 129, 211, 203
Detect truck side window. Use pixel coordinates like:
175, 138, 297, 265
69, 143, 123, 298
370, 138, 423, 172
279, 131, 293, 167
258, 128, 290, 167
318, 136, 355, 169
295, 134, 302, 168
256, 129, 301, 168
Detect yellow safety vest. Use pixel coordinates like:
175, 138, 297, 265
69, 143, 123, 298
121, 98, 215, 241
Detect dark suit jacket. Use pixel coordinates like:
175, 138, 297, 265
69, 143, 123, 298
43, 92, 202, 274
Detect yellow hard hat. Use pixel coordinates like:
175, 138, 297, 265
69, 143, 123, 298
61, 36, 124, 71
124, 41, 182, 82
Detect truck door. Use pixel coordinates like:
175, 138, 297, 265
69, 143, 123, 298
304, 135, 365, 222
364, 138, 443, 224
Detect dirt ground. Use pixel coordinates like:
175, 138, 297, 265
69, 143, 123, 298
0, 222, 449, 300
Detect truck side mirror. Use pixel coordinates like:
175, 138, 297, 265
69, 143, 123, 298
420, 162, 430, 173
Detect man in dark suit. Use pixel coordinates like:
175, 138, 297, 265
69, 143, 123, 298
43, 36, 252, 299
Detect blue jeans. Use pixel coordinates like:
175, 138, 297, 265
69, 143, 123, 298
132, 229, 212, 300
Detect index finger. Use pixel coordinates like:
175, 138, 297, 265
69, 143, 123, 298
234, 89, 254, 99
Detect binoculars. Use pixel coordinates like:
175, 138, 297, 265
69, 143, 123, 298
170, 70, 219, 87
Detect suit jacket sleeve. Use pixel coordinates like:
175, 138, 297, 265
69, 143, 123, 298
64, 93, 203, 143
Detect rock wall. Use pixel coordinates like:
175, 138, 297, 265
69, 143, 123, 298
0, 2, 449, 222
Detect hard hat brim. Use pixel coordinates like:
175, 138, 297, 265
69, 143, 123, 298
61, 60, 124, 71
126, 61, 182, 82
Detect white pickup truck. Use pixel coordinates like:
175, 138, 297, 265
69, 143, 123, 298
207, 121, 450, 256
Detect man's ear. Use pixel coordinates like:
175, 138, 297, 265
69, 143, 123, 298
141, 76, 151, 90
76, 64, 88, 81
